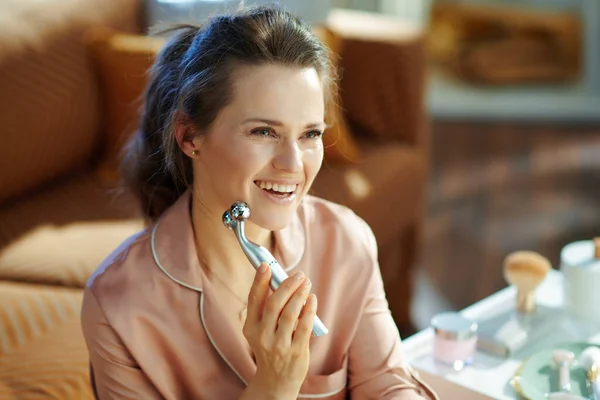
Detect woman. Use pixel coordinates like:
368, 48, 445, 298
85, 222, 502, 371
81, 5, 438, 400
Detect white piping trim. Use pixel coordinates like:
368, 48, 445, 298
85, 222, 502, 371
150, 220, 346, 398
150, 222, 249, 387
150, 222, 202, 292
199, 292, 249, 387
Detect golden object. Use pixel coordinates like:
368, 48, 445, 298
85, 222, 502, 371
590, 363, 599, 382
503, 251, 551, 314
510, 359, 530, 400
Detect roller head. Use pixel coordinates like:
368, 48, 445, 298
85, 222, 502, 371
222, 210, 235, 230
222, 201, 251, 230
230, 201, 250, 221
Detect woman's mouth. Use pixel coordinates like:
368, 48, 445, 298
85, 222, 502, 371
254, 180, 299, 204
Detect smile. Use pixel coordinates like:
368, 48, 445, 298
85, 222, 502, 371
255, 180, 298, 194
254, 180, 299, 204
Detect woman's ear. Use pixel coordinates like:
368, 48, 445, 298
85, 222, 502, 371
174, 112, 202, 158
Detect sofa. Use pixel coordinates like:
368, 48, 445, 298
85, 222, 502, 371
0, 0, 429, 397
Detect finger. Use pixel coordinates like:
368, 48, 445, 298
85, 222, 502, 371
261, 271, 306, 333
274, 279, 311, 345
292, 294, 317, 349
245, 263, 271, 329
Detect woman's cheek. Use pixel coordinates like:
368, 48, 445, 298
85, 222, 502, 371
304, 144, 324, 169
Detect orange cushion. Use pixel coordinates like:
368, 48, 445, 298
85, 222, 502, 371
0, 171, 143, 288
85, 27, 165, 184
0, 282, 91, 399
85, 26, 359, 184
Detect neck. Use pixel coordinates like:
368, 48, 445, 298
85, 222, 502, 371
190, 192, 273, 278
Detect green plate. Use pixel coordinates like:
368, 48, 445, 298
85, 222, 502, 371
511, 342, 599, 400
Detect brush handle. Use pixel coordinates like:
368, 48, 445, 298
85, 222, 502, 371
591, 380, 600, 400
559, 363, 572, 392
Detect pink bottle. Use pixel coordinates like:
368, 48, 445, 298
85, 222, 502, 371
431, 312, 478, 371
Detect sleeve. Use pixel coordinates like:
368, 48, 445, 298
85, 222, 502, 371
347, 217, 439, 400
80, 288, 165, 400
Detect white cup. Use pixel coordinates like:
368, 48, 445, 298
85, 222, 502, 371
560, 239, 600, 326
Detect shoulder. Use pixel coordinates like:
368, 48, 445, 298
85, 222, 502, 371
297, 197, 384, 327
84, 226, 155, 310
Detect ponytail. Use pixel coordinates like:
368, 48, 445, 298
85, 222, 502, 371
120, 25, 200, 222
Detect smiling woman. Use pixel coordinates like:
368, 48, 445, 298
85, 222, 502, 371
80, 4, 438, 400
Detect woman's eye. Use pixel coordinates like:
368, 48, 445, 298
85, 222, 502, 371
305, 130, 324, 139
251, 127, 275, 137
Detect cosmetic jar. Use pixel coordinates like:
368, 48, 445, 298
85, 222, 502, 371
431, 312, 478, 371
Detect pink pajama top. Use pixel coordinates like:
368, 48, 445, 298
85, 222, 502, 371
81, 191, 438, 399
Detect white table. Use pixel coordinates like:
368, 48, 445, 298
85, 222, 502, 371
403, 270, 600, 399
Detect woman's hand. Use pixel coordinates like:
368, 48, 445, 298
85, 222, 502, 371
241, 263, 317, 400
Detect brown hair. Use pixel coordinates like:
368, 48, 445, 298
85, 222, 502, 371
121, 5, 335, 222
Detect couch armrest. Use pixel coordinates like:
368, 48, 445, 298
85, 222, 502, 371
0, 0, 144, 205
326, 9, 428, 148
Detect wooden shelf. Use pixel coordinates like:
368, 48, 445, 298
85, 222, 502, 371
381, 0, 600, 121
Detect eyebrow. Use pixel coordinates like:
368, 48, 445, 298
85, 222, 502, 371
242, 118, 325, 129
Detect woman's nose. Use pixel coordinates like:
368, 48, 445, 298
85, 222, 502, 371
272, 140, 302, 173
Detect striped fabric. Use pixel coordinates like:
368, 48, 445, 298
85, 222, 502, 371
0, 24, 98, 205
0, 171, 144, 288
0, 281, 91, 399
0, 0, 143, 205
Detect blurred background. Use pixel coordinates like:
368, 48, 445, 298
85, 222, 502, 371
380, 0, 600, 332
329, 0, 600, 331
1, 0, 599, 395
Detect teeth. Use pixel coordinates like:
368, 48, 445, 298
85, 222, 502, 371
256, 181, 297, 193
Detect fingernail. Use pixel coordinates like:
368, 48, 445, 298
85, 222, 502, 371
258, 263, 268, 273
294, 272, 305, 281
302, 278, 311, 287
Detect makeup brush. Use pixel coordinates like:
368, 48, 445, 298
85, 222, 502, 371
552, 349, 575, 393
579, 346, 600, 400
503, 251, 551, 314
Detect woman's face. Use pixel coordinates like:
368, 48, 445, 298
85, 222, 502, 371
191, 64, 325, 231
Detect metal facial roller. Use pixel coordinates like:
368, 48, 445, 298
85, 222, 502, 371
222, 201, 329, 337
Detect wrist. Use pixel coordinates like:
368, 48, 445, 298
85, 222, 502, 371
242, 371, 299, 400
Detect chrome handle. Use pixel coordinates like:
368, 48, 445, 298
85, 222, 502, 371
223, 202, 329, 337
